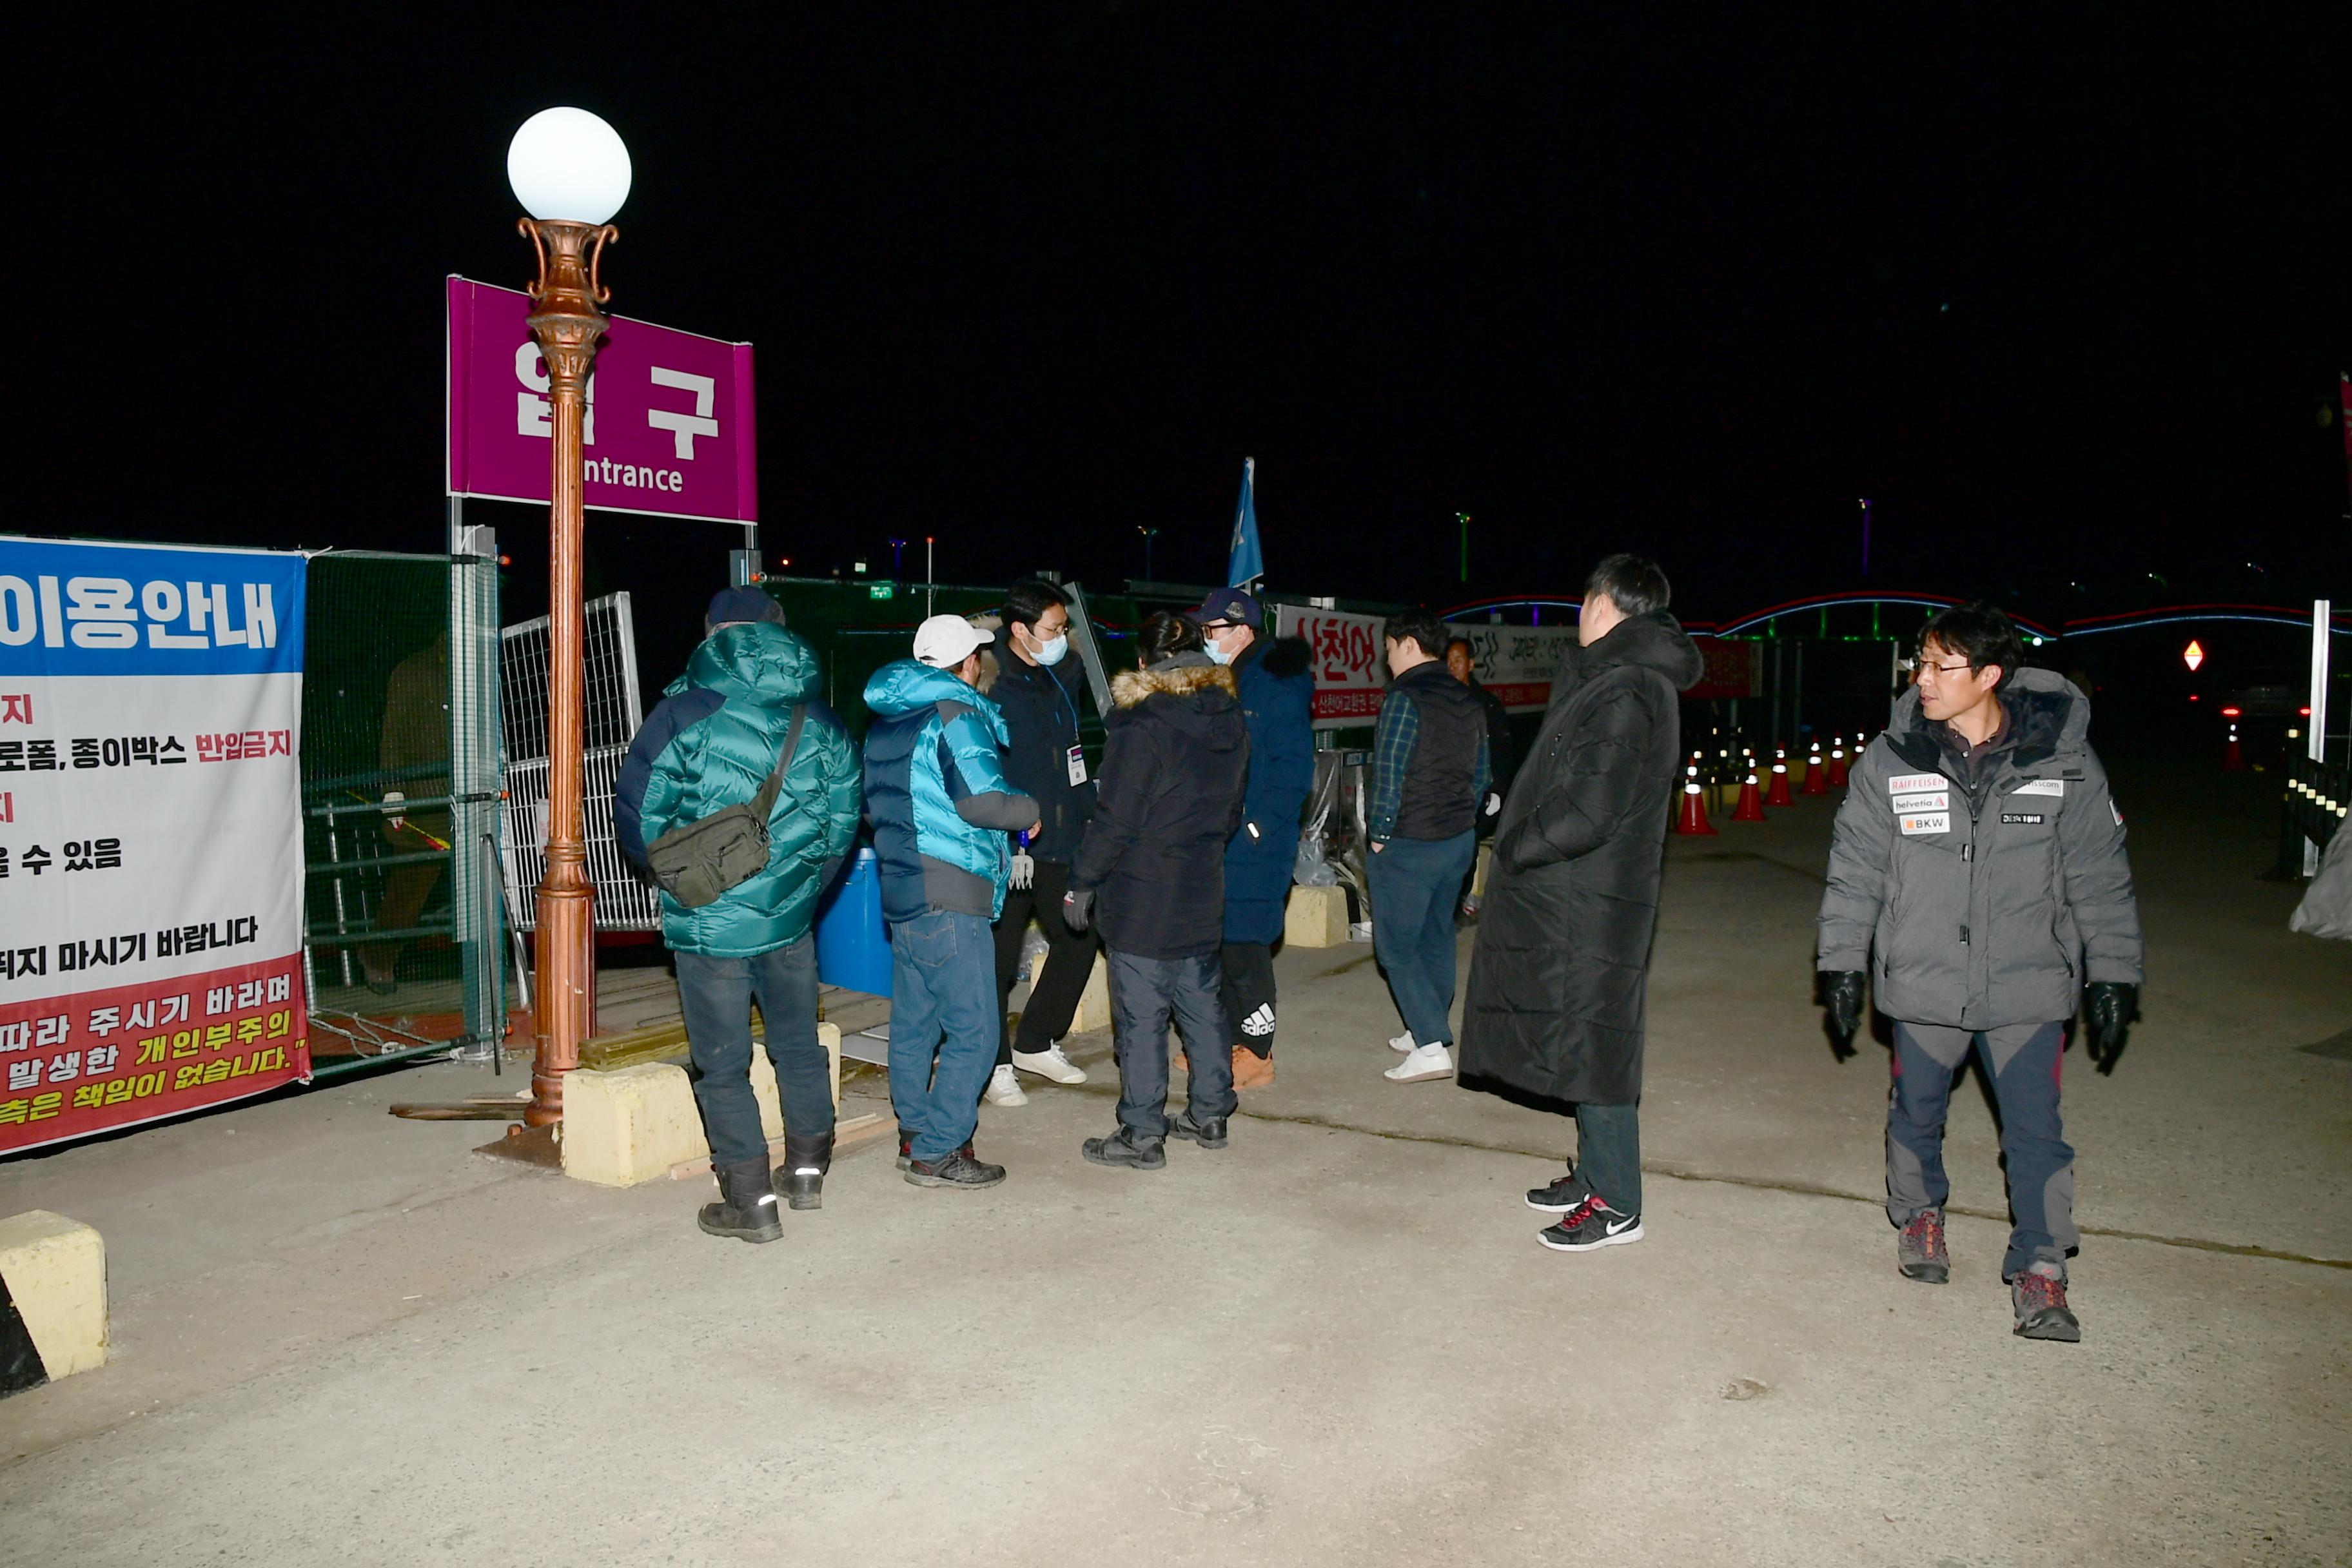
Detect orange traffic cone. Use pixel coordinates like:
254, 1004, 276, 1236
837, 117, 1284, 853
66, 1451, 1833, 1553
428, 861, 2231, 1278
1827, 735, 1850, 789
1764, 747, 1796, 807
2223, 721, 2246, 770
1801, 740, 1827, 796
1674, 760, 1718, 836
1731, 769, 1768, 821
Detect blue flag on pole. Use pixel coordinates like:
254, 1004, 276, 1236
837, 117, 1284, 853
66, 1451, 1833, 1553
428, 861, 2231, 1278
1227, 456, 1263, 587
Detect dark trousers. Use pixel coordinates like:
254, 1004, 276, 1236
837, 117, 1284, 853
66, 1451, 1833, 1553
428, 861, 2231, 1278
994, 856, 1101, 1065
1367, 828, 1477, 1048
887, 910, 1000, 1162
1887, 1020, 2075, 1279
1106, 949, 1237, 1139
1573, 1101, 1642, 1216
1219, 941, 1279, 1059
675, 934, 834, 1168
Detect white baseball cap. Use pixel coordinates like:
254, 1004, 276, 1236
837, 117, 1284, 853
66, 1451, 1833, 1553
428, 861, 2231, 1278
913, 613, 987, 667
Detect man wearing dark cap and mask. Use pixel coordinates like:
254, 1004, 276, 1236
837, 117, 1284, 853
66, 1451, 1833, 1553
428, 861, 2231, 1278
1192, 589, 1315, 1090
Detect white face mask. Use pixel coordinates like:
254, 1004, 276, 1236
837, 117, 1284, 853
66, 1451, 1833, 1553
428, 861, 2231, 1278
1032, 632, 1069, 666
1204, 636, 1235, 666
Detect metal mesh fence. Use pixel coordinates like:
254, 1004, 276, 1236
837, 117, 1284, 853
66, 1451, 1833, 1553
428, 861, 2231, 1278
299, 549, 505, 1070
498, 593, 658, 932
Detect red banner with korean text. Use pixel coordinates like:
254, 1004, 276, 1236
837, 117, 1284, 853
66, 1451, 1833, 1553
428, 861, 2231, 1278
1685, 638, 1760, 701
1, 537, 310, 1153
1273, 605, 1387, 728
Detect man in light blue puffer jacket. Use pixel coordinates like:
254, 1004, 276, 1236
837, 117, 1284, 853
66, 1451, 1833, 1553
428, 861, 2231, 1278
862, 614, 1038, 1190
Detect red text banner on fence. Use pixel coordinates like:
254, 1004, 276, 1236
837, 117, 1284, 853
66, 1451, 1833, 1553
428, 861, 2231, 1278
1273, 605, 1386, 728
0, 537, 310, 1153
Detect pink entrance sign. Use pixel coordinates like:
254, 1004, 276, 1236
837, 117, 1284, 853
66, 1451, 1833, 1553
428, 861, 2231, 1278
446, 277, 758, 524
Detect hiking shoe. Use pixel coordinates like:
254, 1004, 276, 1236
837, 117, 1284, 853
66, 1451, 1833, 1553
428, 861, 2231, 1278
1011, 1044, 1088, 1084
904, 1148, 1006, 1189
1230, 1046, 1275, 1092
1168, 1110, 1228, 1149
1081, 1126, 1167, 1170
1897, 1208, 1950, 1284
1536, 1194, 1645, 1252
698, 1159, 784, 1244
983, 1064, 1028, 1106
1387, 1030, 1416, 1054
1525, 1167, 1592, 1213
2012, 1264, 2081, 1342
1384, 1042, 1454, 1083
898, 1135, 972, 1172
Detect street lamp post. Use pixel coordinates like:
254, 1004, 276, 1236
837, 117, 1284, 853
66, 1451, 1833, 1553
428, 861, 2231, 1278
507, 108, 631, 1128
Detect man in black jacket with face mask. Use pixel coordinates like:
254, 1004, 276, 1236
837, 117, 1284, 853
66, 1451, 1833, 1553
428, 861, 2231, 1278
985, 578, 1099, 1105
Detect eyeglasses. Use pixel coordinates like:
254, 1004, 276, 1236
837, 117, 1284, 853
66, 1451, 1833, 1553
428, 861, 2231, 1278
1910, 659, 1975, 683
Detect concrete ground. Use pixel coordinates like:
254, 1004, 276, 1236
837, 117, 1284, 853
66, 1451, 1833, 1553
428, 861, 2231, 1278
1, 760, 2345, 1567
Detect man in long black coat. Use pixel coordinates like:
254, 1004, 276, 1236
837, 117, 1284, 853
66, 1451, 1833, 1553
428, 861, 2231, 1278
1458, 554, 1703, 1255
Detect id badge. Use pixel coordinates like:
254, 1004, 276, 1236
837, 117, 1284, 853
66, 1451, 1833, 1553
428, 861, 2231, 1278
1066, 745, 1088, 786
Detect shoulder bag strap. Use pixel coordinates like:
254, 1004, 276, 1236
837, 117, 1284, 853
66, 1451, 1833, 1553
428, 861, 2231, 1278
747, 704, 807, 821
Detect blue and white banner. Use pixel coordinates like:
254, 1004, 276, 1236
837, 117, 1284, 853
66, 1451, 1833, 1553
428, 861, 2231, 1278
0, 537, 310, 1153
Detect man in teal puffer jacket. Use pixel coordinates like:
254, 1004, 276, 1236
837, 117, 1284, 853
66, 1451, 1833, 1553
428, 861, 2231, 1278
863, 614, 1039, 1190
615, 589, 861, 1242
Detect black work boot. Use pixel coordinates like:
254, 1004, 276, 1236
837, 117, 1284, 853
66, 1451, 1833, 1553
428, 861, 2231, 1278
782, 1130, 835, 1211
1167, 1110, 1228, 1150
1081, 1126, 1168, 1170
698, 1157, 783, 1243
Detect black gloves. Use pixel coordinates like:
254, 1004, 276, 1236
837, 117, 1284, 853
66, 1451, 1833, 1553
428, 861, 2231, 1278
1061, 887, 1095, 934
2084, 981, 2138, 1074
1820, 970, 1867, 1059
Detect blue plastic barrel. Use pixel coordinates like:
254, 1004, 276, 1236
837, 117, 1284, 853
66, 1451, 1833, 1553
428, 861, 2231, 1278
814, 847, 892, 995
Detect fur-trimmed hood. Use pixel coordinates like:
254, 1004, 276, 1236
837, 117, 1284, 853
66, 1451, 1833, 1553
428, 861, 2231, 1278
1108, 656, 1244, 750
1110, 657, 1239, 707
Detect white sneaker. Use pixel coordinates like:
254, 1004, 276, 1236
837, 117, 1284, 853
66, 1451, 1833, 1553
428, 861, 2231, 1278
1387, 1030, 1416, 1054
983, 1064, 1028, 1106
1384, 1043, 1454, 1083
1010, 1044, 1088, 1084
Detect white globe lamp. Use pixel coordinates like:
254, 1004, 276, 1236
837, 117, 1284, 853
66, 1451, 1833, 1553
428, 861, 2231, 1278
506, 107, 632, 225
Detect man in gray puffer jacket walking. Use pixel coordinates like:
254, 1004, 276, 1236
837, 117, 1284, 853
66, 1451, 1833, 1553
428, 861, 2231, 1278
1817, 602, 2142, 1343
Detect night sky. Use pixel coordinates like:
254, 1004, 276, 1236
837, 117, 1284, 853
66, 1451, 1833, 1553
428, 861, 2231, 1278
22, 11, 2351, 625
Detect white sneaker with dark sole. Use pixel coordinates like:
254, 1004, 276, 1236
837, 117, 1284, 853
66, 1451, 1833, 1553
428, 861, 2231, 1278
1384, 1043, 1454, 1083
1010, 1044, 1088, 1084
983, 1064, 1028, 1106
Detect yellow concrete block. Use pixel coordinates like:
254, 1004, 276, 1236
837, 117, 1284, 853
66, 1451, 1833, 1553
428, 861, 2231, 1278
562, 1021, 844, 1188
1068, 954, 1114, 1035
1284, 883, 1351, 948
0, 1210, 107, 1382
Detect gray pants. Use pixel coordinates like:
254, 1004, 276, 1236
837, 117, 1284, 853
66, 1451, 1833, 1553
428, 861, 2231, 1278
1887, 1019, 2077, 1280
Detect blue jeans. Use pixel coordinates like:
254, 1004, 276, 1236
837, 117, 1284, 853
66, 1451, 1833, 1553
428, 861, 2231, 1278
1888, 1020, 2076, 1279
1106, 949, 1237, 1139
1368, 829, 1477, 1048
1574, 1101, 1642, 1216
887, 910, 1001, 1162
676, 934, 834, 1168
